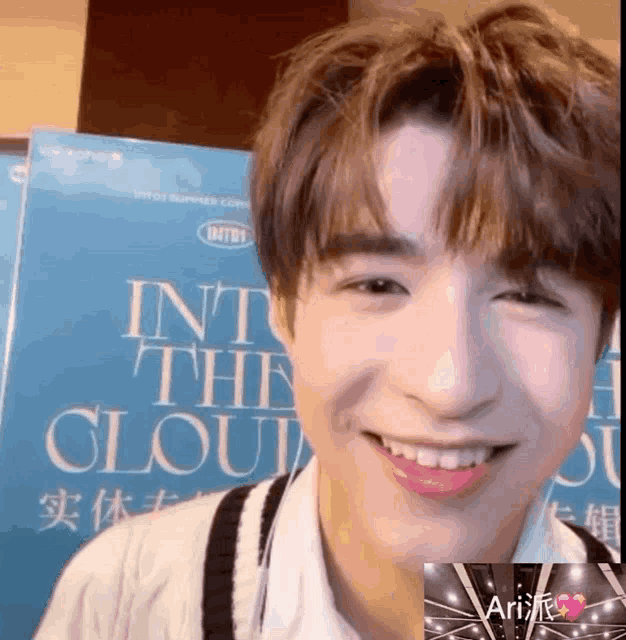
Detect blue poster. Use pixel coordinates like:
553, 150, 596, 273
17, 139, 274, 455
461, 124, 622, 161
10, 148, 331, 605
550, 318, 621, 549
0, 130, 312, 638
0, 129, 620, 638
0, 152, 29, 364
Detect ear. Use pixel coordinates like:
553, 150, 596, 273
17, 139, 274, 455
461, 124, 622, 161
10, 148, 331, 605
268, 294, 293, 355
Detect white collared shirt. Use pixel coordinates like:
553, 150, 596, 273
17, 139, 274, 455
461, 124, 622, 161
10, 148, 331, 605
35, 455, 619, 640
260, 456, 619, 639
260, 457, 362, 640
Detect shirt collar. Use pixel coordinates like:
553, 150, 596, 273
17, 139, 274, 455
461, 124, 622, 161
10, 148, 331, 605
512, 497, 572, 562
262, 456, 362, 640
262, 457, 576, 639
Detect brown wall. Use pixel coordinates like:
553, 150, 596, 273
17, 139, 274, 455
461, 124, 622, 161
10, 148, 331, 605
1, 0, 619, 144
0, 0, 88, 138
77, 0, 349, 150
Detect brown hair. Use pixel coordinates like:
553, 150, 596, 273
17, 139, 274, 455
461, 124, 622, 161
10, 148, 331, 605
249, 2, 620, 359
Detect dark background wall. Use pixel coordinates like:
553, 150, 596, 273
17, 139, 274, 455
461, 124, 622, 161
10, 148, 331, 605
77, 0, 349, 150
1, 0, 617, 153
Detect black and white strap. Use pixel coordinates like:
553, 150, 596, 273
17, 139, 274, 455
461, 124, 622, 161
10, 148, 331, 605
201, 474, 615, 640
561, 521, 616, 561
202, 469, 304, 640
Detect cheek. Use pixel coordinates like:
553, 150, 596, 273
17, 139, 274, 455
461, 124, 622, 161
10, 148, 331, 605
290, 311, 384, 445
291, 308, 364, 387
503, 325, 595, 419
288, 312, 346, 430
503, 325, 596, 470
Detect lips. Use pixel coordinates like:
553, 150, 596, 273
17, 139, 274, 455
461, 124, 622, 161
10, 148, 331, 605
381, 436, 491, 469
364, 432, 517, 498
365, 432, 515, 462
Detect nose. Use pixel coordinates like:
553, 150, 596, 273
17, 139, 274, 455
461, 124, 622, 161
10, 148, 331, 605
390, 283, 501, 423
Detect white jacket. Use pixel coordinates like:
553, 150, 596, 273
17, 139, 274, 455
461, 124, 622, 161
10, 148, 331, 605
34, 457, 620, 640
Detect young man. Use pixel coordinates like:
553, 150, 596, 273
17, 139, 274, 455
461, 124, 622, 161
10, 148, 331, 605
35, 3, 620, 640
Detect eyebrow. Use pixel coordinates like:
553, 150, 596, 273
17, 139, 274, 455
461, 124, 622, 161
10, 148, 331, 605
316, 231, 573, 287
318, 232, 426, 262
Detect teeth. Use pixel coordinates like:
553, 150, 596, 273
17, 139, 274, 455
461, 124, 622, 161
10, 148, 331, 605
381, 436, 493, 470
417, 448, 438, 467
473, 448, 487, 466
389, 442, 404, 457
459, 449, 475, 467
439, 451, 461, 470
401, 444, 417, 460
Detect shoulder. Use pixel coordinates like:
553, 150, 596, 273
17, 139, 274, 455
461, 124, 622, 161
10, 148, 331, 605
72, 486, 234, 577
34, 479, 272, 639
51, 470, 288, 588
552, 518, 620, 562
607, 544, 621, 562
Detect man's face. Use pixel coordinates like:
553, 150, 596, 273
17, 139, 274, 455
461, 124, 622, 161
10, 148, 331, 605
272, 120, 602, 562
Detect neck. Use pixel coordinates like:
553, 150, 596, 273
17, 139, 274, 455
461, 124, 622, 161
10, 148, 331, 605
320, 525, 424, 640
317, 466, 535, 638
318, 470, 424, 640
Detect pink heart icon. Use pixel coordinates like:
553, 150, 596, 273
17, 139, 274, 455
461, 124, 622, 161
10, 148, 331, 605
556, 593, 586, 621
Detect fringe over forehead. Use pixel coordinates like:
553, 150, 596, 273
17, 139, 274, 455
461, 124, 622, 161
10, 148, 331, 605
249, 2, 620, 331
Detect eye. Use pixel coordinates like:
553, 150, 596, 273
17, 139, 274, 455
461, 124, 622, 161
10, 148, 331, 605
498, 290, 564, 309
343, 278, 408, 295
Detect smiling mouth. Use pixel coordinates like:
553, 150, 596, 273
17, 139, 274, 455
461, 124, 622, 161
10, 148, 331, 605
363, 431, 517, 469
